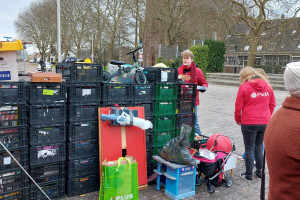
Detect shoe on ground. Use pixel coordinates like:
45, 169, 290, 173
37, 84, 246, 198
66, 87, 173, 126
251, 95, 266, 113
254, 172, 262, 181
240, 173, 252, 183
238, 156, 244, 161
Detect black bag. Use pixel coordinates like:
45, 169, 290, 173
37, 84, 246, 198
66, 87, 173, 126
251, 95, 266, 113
159, 124, 197, 166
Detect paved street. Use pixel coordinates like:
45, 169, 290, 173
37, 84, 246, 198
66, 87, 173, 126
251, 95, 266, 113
63, 83, 288, 200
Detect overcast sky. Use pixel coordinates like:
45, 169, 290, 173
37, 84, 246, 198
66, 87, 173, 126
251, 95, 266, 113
0, 0, 35, 40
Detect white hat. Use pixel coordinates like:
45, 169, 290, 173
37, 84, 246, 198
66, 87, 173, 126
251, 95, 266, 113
284, 62, 300, 98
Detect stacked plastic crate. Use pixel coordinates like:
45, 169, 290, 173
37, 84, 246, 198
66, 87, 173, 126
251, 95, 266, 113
62, 62, 102, 197
177, 83, 197, 142
129, 83, 155, 177
0, 81, 29, 199
26, 81, 67, 200
153, 83, 178, 153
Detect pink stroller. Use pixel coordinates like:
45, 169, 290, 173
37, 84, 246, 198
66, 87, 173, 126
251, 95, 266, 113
192, 134, 235, 193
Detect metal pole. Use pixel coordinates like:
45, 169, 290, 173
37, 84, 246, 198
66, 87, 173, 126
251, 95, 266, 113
91, 36, 94, 63
57, 0, 61, 62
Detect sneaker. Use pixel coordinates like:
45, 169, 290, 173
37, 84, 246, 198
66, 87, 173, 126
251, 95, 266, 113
240, 173, 252, 183
254, 172, 262, 181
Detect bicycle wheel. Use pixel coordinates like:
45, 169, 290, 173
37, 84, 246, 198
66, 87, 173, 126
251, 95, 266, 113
134, 70, 147, 84
102, 71, 111, 83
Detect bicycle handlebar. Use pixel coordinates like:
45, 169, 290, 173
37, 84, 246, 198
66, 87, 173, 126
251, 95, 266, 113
126, 47, 142, 55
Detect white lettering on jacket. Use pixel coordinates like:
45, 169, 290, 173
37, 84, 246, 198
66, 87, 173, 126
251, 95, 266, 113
251, 92, 269, 98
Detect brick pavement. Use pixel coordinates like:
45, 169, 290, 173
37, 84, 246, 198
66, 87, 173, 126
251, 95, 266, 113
64, 84, 288, 200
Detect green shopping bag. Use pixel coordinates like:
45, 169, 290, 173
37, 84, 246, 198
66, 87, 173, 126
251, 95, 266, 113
99, 156, 139, 200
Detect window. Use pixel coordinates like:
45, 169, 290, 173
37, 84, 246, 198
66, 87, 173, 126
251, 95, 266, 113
257, 45, 263, 51
244, 45, 250, 51
255, 57, 262, 65
268, 43, 276, 50
292, 30, 297, 35
229, 45, 236, 51
261, 32, 266, 36
298, 44, 300, 49
246, 30, 250, 34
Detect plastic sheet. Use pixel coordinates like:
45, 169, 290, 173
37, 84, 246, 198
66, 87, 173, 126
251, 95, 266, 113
159, 124, 197, 166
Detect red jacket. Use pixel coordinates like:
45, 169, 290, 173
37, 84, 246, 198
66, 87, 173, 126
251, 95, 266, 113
234, 78, 275, 124
178, 64, 208, 106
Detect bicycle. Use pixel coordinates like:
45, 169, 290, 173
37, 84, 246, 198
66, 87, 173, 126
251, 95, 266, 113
102, 47, 147, 84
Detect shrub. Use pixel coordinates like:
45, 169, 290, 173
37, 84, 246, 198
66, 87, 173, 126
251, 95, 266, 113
204, 39, 225, 72
189, 45, 209, 75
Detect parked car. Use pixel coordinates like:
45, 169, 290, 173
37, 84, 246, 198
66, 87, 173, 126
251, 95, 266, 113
37, 62, 52, 72
29, 59, 35, 63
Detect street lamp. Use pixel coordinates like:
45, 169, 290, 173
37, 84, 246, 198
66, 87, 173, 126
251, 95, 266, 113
57, 0, 61, 62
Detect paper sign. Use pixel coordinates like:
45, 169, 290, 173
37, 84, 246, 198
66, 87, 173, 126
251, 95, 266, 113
43, 89, 54, 95
161, 71, 168, 82
82, 89, 91, 96
4, 156, 11, 165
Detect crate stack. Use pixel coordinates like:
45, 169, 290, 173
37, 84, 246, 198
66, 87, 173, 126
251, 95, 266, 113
62, 62, 102, 197
0, 81, 29, 199
129, 83, 155, 177
26, 81, 67, 200
177, 83, 197, 142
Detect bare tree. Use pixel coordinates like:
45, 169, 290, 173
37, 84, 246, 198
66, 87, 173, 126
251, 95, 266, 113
222, 0, 300, 67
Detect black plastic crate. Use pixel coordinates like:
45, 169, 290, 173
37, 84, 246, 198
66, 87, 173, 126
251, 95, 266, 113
0, 82, 26, 104
143, 67, 178, 83
188, 135, 209, 149
66, 174, 99, 197
102, 83, 131, 103
29, 124, 66, 145
0, 169, 29, 194
26, 82, 66, 104
130, 101, 154, 117
56, 62, 73, 81
146, 147, 153, 166
145, 130, 153, 149
177, 83, 197, 100
155, 84, 178, 100
30, 143, 66, 166
131, 84, 154, 101
0, 148, 28, 172
68, 103, 100, 122
176, 113, 196, 129
68, 121, 98, 141
0, 187, 29, 200
0, 105, 26, 128
67, 82, 101, 103
0, 126, 27, 150
29, 161, 65, 184
177, 99, 195, 114
67, 139, 98, 160
27, 104, 66, 125
67, 156, 99, 178
30, 179, 65, 200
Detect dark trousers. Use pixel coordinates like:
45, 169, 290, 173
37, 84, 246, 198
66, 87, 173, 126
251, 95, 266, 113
241, 124, 266, 176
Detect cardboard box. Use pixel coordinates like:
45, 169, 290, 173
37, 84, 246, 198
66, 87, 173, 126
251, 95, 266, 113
31, 73, 62, 82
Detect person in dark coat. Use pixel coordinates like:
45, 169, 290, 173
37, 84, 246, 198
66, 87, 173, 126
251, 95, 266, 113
39, 59, 46, 73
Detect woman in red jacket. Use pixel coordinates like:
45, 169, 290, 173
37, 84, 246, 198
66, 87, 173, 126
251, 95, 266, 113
234, 66, 275, 182
178, 50, 208, 137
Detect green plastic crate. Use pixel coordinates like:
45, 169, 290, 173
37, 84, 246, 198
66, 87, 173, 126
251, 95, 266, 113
154, 115, 176, 131
154, 99, 177, 116
155, 84, 177, 100
153, 130, 176, 147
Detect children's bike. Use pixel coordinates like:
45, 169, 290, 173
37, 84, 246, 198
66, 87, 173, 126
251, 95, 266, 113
102, 47, 147, 84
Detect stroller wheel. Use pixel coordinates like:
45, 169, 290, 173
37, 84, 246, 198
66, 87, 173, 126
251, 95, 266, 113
225, 177, 233, 187
207, 182, 215, 193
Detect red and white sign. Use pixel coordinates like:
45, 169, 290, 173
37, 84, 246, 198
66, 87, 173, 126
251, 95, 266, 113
138, 54, 143, 62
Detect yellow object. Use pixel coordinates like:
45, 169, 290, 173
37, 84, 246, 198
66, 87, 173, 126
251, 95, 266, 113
76, 58, 92, 63
0, 40, 23, 51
